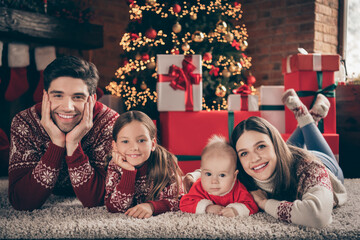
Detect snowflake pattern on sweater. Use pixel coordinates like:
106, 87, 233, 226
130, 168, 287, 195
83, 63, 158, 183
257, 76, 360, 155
8, 102, 119, 210
265, 159, 337, 226
105, 160, 182, 215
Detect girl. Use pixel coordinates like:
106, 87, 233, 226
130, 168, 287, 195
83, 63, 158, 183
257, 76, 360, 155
231, 89, 347, 228
105, 111, 183, 218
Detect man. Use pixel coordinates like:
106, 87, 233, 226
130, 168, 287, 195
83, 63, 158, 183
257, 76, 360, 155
8, 56, 119, 210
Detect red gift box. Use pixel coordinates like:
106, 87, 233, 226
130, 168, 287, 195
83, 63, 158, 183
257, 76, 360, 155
159, 111, 261, 173
282, 53, 340, 74
159, 111, 261, 155
283, 53, 339, 134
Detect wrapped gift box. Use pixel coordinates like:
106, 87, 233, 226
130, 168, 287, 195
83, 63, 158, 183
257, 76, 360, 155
283, 53, 339, 133
228, 94, 259, 111
259, 85, 285, 133
159, 111, 261, 173
282, 53, 340, 74
281, 133, 339, 162
157, 54, 202, 111
159, 111, 261, 156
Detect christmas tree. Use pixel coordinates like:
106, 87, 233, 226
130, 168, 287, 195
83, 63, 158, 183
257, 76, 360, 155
106, 0, 254, 118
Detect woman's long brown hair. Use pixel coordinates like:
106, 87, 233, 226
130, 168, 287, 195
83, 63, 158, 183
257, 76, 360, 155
112, 111, 183, 201
230, 116, 314, 201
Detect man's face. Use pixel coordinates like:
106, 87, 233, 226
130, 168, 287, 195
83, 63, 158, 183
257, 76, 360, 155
47, 77, 90, 133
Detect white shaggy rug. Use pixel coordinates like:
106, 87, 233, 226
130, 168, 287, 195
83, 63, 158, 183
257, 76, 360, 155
0, 177, 359, 240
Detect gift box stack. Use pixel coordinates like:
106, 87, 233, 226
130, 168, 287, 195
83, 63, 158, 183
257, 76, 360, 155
282, 53, 340, 160
156, 54, 261, 173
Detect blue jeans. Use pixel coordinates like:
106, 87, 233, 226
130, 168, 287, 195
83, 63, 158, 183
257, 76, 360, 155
287, 123, 344, 183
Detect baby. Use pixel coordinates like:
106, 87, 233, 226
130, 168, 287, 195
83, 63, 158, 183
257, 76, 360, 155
180, 135, 258, 217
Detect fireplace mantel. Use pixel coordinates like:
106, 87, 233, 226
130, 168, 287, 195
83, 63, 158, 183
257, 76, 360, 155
0, 7, 103, 49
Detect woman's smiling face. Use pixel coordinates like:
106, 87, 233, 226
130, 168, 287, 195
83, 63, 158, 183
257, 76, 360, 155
235, 130, 277, 181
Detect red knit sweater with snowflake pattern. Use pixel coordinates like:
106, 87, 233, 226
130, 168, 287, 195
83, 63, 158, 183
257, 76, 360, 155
8, 102, 119, 210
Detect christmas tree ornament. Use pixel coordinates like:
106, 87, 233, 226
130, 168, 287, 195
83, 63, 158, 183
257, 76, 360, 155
225, 32, 234, 42
172, 22, 182, 33
247, 74, 256, 86
145, 28, 157, 39
171, 48, 180, 54
190, 12, 197, 20
216, 20, 227, 32
141, 53, 150, 61
133, 78, 138, 85
181, 42, 190, 52
147, 61, 156, 69
228, 64, 236, 73
236, 62, 242, 71
192, 31, 205, 42
146, 0, 156, 5
222, 68, 231, 78
33, 46, 56, 103
203, 52, 213, 61
5, 43, 30, 102
173, 4, 181, 13
135, 53, 142, 60
140, 81, 147, 90
215, 84, 227, 97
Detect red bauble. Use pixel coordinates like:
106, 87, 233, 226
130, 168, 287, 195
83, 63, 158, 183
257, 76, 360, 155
141, 53, 150, 61
247, 75, 256, 86
133, 78, 138, 85
145, 28, 157, 39
173, 4, 181, 13
203, 52, 212, 61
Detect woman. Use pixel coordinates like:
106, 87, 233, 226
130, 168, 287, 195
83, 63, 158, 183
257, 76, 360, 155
230, 89, 346, 228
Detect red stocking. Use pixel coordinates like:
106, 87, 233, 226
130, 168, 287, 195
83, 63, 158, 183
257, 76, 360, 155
33, 71, 44, 103
5, 67, 29, 101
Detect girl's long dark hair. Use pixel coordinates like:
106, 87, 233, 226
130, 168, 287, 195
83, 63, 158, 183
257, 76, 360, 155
112, 111, 183, 201
230, 116, 313, 201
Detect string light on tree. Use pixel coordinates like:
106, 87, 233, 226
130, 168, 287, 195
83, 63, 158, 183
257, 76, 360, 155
107, 0, 253, 114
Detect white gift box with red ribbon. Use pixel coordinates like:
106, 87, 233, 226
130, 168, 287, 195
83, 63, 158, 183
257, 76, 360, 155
157, 54, 202, 111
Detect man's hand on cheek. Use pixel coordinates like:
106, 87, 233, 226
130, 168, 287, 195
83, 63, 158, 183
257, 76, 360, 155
65, 95, 95, 156
40, 90, 65, 147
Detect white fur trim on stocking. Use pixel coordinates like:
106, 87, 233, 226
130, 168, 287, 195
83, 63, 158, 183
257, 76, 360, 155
8, 43, 30, 68
35, 46, 56, 71
0, 41, 3, 66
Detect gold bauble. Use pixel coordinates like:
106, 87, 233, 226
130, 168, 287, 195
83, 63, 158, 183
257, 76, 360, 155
181, 42, 190, 52
215, 84, 227, 97
228, 65, 236, 73
135, 53, 142, 60
190, 13, 197, 20
225, 32, 234, 42
147, 61, 156, 69
222, 69, 231, 78
192, 31, 204, 42
146, 0, 156, 5
172, 22, 182, 33
140, 81, 147, 90
216, 20, 227, 32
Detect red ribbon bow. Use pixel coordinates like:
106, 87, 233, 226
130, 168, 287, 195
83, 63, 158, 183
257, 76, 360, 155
231, 40, 241, 50
232, 84, 252, 95
160, 55, 201, 111
209, 66, 220, 76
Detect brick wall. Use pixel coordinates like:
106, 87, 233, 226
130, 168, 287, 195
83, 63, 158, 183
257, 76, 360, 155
242, 0, 339, 86
64, 0, 340, 89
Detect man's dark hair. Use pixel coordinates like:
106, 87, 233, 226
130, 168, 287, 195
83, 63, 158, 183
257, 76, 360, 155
43, 56, 99, 95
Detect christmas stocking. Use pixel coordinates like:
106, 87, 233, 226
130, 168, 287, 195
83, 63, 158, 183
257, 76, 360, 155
5, 43, 30, 102
33, 46, 56, 103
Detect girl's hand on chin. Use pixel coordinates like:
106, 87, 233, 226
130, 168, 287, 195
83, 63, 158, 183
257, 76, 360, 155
112, 151, 135, 171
